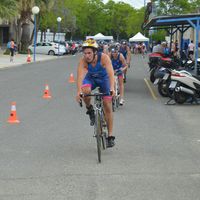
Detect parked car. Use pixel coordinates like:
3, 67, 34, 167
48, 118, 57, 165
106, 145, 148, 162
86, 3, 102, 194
53, 41, 70, 54
28, 42, 66, 55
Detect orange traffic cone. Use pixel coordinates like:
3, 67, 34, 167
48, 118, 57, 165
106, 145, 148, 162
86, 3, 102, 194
27, 50, 31, 63
68, 73, 75, 83
43, 84, 52, 99
7, 102, 20, 124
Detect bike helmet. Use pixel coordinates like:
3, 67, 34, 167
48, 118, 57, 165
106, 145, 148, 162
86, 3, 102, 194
82, 38, 98, 50
121, 40, 127, 45
110, 45, 119, 53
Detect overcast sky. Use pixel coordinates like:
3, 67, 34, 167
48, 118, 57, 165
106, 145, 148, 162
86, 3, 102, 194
103, 0, 150, 9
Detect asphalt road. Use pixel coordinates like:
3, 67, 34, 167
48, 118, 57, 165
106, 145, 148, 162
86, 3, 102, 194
0, 54, 200, 200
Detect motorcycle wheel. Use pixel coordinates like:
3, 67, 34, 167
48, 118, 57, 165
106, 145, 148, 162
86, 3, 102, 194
150, 68, 156, 83
174, 91, 187, 104
166, 80, 174, 98
158, 80, 168, 97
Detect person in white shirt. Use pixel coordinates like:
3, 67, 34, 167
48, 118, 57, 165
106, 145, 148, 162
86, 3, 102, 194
188, 40, 195, 60
152, 40, 164, 54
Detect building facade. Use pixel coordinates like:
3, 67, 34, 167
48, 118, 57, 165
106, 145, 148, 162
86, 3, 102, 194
0, 19, 9, 46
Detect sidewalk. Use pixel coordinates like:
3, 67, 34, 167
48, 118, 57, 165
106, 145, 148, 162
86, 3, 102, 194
0, 50, 60, 69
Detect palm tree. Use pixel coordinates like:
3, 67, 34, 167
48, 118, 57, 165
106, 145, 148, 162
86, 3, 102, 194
17, 0, 35, 51
17, 0, 55, 51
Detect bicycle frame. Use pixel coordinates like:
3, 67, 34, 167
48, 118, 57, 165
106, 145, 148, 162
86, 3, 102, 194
80, 91, 108, 163
93, 94, 107, 149
112, 75, 120, 111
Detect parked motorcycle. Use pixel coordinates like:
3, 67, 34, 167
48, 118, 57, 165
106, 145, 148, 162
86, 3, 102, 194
148, 53, 163, 83
168, 68, 200, 104
154, 58, 195, 97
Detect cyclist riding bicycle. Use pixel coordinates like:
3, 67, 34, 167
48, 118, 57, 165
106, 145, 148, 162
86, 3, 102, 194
108, 45, 128, 105
119, 41, 131, 82
76, 38, 116, 148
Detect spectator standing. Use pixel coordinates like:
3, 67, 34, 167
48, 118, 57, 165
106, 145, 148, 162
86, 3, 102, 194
188, 40, 195, 60
71, 42, 76, 55
8, 38, 15, 62
152, 40, 164, 54
175, 40, 179, 56
183, 42, 188, 57
162, 42, 170, 57
149, 42, 153, 52
171, 41, 176, 57
141, 42, 146, 58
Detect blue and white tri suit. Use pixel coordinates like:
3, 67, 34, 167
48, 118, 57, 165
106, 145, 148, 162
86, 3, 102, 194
82, 53, 111, 96
111, 53, 123, 77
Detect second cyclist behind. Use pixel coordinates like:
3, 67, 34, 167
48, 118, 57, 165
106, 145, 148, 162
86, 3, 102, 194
109, 45, 128, 106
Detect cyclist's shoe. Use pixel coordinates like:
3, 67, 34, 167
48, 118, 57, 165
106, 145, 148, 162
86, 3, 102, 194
86, 105, 95, 126
107, 136, 115, 148
119, 99, 124, 106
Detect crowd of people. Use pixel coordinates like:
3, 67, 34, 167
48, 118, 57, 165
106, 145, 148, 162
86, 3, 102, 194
151, 39, 200, 60
131, 42, 147, 56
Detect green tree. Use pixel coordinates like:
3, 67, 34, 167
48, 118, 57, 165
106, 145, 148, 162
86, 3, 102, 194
105, 1, 137, 40
151, 30, 166, 41
126, 8, 145, 38
36, 0, 56, 42
17, 0, 56, 51
154, 0, 193, 15
0, 0, 18, 19
190, 0, 200, 12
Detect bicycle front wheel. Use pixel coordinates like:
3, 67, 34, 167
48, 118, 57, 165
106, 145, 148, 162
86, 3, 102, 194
95, 112, 102, 163
101, 109, 108, 150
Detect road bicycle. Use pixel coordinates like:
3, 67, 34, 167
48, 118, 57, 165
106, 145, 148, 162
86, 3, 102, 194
112, 71, 121, 111
80, 91, 108, 163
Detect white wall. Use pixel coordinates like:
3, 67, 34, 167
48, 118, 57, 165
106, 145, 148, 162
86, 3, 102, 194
37, 31, 65, 42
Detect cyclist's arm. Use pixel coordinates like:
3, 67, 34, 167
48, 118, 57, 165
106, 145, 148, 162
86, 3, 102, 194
107, 52, 112, 59
120, 53, 128, 71
102, 53, 115, 92
77, 58, 87, 95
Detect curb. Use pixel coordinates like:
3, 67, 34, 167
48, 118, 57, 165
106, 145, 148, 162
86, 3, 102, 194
0, 55, 69, 70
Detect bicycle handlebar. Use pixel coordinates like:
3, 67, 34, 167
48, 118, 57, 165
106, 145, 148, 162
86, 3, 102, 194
80, 93, 108, 97
79, 91, 113, 107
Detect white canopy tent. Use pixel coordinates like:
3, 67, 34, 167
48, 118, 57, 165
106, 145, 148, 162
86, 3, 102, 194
86, 33, 113, 40
129, 32, 149, 42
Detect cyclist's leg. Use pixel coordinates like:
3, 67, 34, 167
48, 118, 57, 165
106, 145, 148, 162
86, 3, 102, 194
97, 77, 115, 147
82, 76, 96, 125
103, 98, 113, 137
82, 81, 92, 107
103, 98, 115, 147
123, 68, 127, 83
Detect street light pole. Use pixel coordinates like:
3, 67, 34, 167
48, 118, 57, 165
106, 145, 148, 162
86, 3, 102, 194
57, 17, 62, 56
32, 6, 40, 62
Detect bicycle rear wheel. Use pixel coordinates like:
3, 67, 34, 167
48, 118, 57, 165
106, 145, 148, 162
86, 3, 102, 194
95, 112, 102, 163
101, 116, 107, 150
112, 97, 116, 112
116, 95, 120, 108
